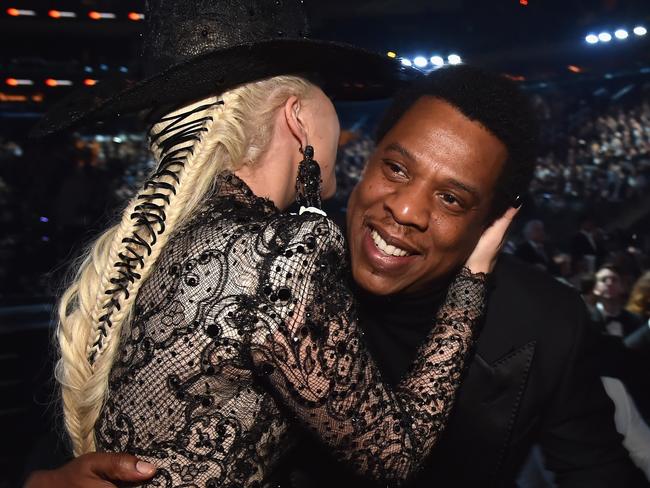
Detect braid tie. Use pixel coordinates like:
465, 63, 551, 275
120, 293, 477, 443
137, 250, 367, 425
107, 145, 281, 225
87, 99, 224, 365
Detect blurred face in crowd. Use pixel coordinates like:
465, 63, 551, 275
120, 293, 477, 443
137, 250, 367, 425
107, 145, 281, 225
526, 221, 546, 244
346, 97, 507, 295
593, 267, 623, 301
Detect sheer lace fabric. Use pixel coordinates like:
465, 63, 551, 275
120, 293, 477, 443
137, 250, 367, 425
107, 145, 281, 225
95, 173, 487, 487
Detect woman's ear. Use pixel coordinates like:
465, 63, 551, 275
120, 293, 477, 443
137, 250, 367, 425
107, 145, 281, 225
284, 95, 308, 150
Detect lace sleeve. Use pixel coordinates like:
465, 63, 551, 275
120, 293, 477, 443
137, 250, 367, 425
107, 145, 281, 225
249, 215, 486, 485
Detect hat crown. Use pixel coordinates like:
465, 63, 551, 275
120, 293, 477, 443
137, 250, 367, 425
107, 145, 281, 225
142, 0, 310, 76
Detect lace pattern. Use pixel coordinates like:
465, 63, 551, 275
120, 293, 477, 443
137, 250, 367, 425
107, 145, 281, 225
95, 173, 487, 487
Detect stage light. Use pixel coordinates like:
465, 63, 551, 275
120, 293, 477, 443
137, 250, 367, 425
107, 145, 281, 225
100, 64, 109, 72
585, 34, 599, 44
401, 58, 413, 67
386, 51, 397, 59
448, 54, 462, 65
119, 66, 129, 73
84, 79, 97, 86
49, 10, 76, 19
84, 66, 93, 73
414, 56, 428, 68
128, 12, 145, 21
568, 65, 582, 73
598, 32, 612, 42
45, 79, 73, 87
430, 56, 445, 67
634, 26, 647, 36
614, 29, 628, 40
7, 8, 36, 16
89, 11, 116, 20
6, 78, 34, 86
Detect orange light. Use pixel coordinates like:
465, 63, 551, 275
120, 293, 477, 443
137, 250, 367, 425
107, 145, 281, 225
568, 65, 582, 73
0, 92, 28, 102
6, 8, 20, 16
49, 10, 61, 18
32, 93, 44, 102
45, 78, 58, 87
84, 79, 97, 86
520, 0, 528, 5
6, 78, 18, 86
89, 11, 101, 20
128, 12, 144, 21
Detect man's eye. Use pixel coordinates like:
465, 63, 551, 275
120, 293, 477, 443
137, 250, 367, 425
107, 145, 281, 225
440, 193, 461, 207
383, 160, 406, 177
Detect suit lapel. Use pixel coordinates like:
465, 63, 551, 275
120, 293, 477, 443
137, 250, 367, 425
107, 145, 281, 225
436, 341, 536, 484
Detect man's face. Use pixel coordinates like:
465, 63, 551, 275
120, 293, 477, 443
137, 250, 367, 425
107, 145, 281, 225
346, 97, 507, 295
594, 268, 623, 300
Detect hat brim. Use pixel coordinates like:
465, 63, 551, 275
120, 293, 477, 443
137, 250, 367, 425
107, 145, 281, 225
32, 38, 420, 137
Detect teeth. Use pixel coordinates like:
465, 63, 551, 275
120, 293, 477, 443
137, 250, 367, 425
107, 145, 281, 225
370, 229, 410, 257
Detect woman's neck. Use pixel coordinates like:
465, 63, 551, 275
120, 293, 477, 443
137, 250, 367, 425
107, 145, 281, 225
234, 139, 300, 211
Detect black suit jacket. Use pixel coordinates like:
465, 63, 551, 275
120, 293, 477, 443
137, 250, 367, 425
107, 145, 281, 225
276, 256, 645, 488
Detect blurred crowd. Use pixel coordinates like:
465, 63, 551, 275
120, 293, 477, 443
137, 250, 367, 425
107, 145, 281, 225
531, 96, 650, 212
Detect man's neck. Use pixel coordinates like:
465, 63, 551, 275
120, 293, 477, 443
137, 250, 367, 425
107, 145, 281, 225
597, 299, 622, 317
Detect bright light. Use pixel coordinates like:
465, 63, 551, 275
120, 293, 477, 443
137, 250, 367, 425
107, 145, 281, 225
49, 10, 76, 19
414, 56, 428, 68
89, 11, 116, 20
585, 34, 599, 44
128, 12, 145, 21
568, 65, 582, 73
401, 58, 413, 67
45, 79, 73, 87
448, 54, 462, 65
633, 26, 647, 36
386, 51, 397, 59
598, 32, 612, 42
430, 56, 445, 67
614, 29, 629, 40
6, 8, 36, 16
84, 79, 97, 86
6, 78, 33, 86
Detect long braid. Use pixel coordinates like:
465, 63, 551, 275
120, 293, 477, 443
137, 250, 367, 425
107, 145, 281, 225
55, 75, 313, 456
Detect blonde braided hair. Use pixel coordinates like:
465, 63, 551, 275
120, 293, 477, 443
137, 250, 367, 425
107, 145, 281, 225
55, 75, 313, 455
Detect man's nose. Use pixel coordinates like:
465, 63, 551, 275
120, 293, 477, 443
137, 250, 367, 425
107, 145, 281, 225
383, 185, 430, 232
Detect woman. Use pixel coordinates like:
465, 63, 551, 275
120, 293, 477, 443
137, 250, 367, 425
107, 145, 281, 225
32, 1, 513, 487
627, 271, 650, 321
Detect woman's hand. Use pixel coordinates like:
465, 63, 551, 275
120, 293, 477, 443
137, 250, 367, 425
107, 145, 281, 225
465, 207, 520, 275
24, 453, 156, 488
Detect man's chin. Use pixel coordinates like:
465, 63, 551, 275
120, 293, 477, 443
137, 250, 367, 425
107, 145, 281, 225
352, 266, 406, 296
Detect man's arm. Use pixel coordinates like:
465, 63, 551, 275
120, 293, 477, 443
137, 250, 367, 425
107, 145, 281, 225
538, 297, 648, 487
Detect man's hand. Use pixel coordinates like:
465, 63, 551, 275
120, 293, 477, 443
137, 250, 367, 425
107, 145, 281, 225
24, 452, 156, 488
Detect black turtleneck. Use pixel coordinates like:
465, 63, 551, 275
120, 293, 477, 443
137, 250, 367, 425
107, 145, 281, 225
354, 281, 449, 385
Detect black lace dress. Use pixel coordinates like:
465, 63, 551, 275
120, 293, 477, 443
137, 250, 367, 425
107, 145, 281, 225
95, 173, 487, 488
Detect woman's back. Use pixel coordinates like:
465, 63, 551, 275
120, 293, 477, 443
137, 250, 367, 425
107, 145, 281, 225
96, 173, 345, 486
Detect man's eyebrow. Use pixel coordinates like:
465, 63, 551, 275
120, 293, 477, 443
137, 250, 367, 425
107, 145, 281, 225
384, 142, 416, 162
446, 178, 480, 199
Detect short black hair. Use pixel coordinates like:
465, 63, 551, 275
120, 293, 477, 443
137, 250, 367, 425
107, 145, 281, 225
376, 65, 540, 218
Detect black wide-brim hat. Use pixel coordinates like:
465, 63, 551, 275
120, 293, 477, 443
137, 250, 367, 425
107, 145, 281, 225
32, 0, 420, 137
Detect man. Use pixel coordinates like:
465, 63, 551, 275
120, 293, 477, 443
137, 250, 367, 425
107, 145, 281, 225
515, 219, 560, 275
571, 215, 606, 273
25, 66, 647, 487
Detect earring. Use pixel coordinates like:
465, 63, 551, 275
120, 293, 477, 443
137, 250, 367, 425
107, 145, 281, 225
295, 145, 323, 210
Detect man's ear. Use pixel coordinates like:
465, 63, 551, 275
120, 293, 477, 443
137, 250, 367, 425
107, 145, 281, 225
284, 95, 308, 150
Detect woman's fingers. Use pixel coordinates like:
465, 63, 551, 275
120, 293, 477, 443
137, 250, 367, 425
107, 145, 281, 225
465, 207, 520, 274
